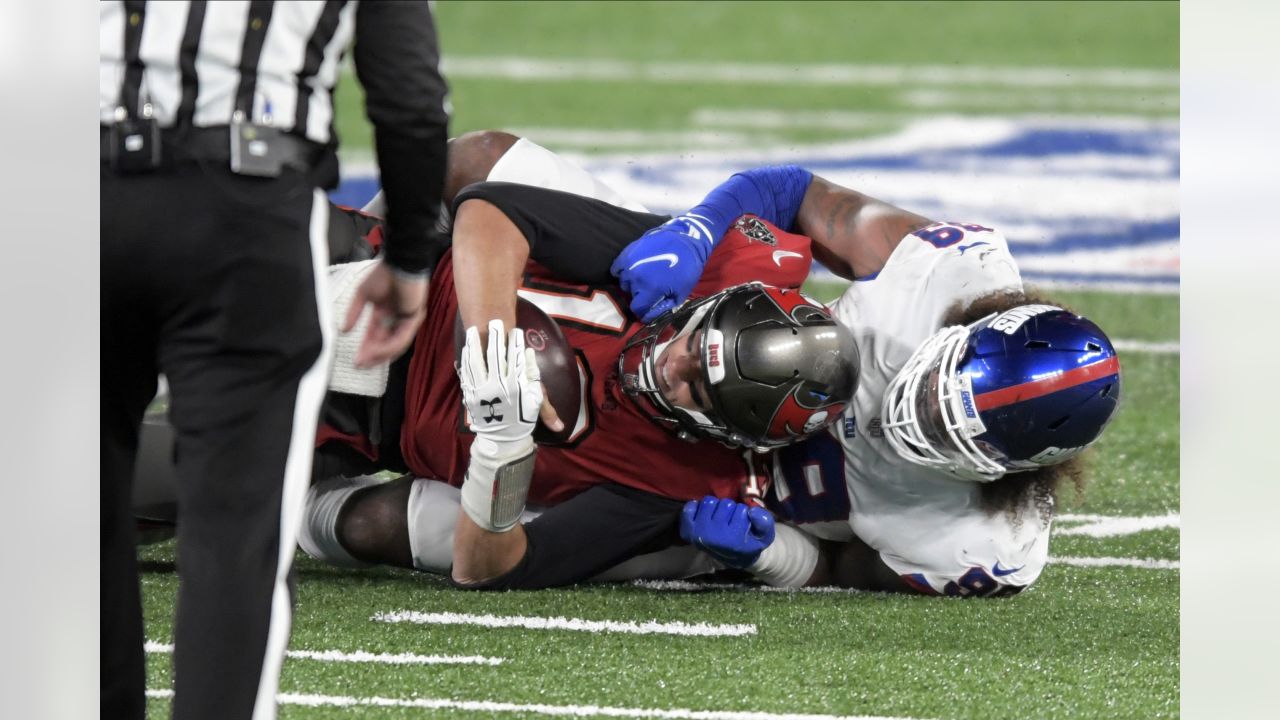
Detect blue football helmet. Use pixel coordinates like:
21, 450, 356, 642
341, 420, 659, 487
882, 304, 1121, 482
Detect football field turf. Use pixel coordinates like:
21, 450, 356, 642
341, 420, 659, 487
138, 3, 1179, 718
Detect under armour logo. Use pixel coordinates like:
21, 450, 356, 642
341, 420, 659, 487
480, 397, 504, 423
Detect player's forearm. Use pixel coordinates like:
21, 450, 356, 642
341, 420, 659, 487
451, 512, 530, 585
681, 166, 814, 244
795, 176, 931, 279
744, 522, 823, 588
451, 198, 529, 336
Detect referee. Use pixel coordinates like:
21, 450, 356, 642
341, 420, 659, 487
100, 3, 449, 719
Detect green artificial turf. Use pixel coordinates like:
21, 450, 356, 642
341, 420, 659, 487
140, 2, 1179, 717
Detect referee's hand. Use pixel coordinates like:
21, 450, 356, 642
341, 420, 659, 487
344, 260, 428, 368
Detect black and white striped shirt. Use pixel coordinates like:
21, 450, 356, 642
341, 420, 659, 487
100, 0, 452, 273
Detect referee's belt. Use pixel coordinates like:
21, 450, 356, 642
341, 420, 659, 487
99, 124, 324, 172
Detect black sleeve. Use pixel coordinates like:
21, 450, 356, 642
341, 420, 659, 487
453, 182, 672, 284
453, 484, 685, 590
327, 202, 382, 264
353, 1, 450, 274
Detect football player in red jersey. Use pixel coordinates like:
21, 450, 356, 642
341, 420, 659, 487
133, 131, 857, 589
283, 132, 858, 590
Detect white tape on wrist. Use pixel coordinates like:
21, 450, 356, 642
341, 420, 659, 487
748, 523, 821, 588
461, 436, 536, 532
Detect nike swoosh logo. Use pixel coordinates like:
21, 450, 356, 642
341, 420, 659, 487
992, 561, 1023, 577
627, 253, 680, 271
772, 250, 803, 266
957, 241, 990, 255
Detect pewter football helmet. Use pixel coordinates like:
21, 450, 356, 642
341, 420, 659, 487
620, 283, 858, 450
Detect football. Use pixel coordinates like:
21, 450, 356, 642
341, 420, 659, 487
454, 297, 582, 445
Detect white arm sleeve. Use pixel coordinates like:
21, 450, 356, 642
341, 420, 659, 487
748, 523, 821, 588
487, 138, 650, 212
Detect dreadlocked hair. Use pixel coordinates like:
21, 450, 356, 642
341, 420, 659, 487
941, 289, 1089, 529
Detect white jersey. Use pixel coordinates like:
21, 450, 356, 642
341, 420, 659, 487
767, 222, 1049, 596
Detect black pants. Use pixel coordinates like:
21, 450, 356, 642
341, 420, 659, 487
101, 162, 331, 720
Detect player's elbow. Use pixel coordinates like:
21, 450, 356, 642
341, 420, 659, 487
446, 130, 521, 204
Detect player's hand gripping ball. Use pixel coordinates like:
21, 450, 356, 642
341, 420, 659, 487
455, 298, 581, 444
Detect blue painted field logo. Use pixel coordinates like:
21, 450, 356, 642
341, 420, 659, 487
332, 118, 1180, 293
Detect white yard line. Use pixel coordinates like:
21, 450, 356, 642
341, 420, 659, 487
1023, 278, 1179, 296
692, 109, 909, 131
1050, 556, 1180, 570
145, 689, 925, 720
1110, 339, 1180, 355
1056, 513, 1180, 537
691, 107, 1177, 132
372, 611, 756, 637
144, 640, 504, 666
503, 127, 759, 148
899, 88, 1178, 112
440, 56, 1177, 90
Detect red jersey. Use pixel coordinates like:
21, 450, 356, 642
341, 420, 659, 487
397, 214, 812, 506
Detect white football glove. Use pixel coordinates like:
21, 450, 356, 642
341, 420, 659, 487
458, 319, 543, 449
457, 319, 543, 532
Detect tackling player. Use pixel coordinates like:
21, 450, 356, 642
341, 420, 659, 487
615, 166, 1123, 597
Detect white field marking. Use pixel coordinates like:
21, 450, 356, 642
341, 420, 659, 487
143, 640, 504, 666
373, 611, 756, 637
691, 107, 1176, 132
1050, 556, 1180, 570
144, 688, 925, 720
1015, 237, 1180, 273
1111, 339, 1181, 355
504, 127, 759, 149
900, 88, 1179, 112
440, 56, 1177, 90
1056, 513, 1180, 537
1022, 277, 1180, 296
630, 580, 866, 594
692, 109, 910, 131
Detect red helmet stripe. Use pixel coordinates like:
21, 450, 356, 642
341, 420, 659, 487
761, 286, 819, 319
974, 356, 1120, 412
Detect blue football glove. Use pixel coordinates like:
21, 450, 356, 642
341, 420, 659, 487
610, 216, 715, 322
679, 496, 777, 568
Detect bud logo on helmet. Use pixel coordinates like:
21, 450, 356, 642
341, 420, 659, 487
989, 305, 1062, 335
705, 328, 727, 384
